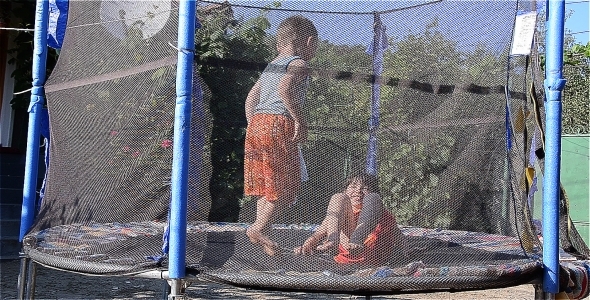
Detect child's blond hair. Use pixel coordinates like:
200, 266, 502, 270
276, 15, 318, 49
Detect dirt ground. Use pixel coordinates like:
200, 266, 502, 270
1, 259, 537, 300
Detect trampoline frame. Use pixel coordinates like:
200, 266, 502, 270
16, 0, 572, 299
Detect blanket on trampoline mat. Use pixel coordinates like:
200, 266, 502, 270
22, 221, 543, 292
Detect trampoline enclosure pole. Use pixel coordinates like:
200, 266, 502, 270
542, 0, 566, 294
365, 13, 384, 175
20, 0, 49, 240
168, 0, 196, 281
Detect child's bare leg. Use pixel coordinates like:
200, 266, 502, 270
247, 195, 292, 256
294, 193, 348, 255
347, 193, 383, 252
246, 197, 278, 255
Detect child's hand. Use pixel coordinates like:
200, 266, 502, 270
342, 242, 365, 256
294, 237, 316, 255
293, 122, 307, 143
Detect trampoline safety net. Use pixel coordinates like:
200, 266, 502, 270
21, 0, 588, 294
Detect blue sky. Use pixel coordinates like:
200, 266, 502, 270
226, 1, 515, 45
565, 0, 589, 44
209, 0, 588, 46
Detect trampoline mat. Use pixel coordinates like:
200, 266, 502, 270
22, 221, 543, 292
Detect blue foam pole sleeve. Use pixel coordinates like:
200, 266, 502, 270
20, 0, 49, 241
168, 0, 196, 279
542, 0, 566, 294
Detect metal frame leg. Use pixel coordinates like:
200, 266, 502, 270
17, 255, 39, 300
167, 279, 186, 300
534, 284, 543, 300
162, 280, 172, 300
17, 256, 29, 300
26, 260, 38, 299
534, 284, 557, 300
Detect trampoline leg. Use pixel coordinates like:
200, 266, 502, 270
162, 280, 171, 300
167, 279, 186, 300
17, 257, 29, 300
534, 284, 542, 299
26, 261, 38, 300
534, 284, 555, 300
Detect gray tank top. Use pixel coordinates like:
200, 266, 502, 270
254, 56, 309, 117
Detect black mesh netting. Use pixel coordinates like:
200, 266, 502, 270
21, 0, 587, 294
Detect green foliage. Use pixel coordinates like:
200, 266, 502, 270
566, 43, 590, 64
378, 134, 455, 228
385, 19, 461, 84
307, 42, 372, 132
536, 8, 589, 134
42, 5, 590, 235
562, 42, 589, 134
303, 19, 508, 228
9, 2, 567, 231
541, 42, 590, 134
196, 7, 274, 221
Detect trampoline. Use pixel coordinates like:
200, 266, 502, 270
16, 0, 590, 299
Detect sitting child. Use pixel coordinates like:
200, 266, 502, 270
294, 173, 406, 264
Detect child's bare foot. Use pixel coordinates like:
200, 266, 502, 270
261, 241, 279, 256
346, 242, 365, 255
246, 227, 279, 256
293, 242, 314, 255
315, 240, 336, 252
246, 227, 258, 244
293, 246, 304, 255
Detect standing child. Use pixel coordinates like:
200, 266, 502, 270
243, 15, 318, 256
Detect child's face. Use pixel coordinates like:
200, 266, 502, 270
345, 178, 369, 206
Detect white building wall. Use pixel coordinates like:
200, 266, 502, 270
0, 45, 15, 147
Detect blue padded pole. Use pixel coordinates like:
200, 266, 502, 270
19, 0, 49, 241
168, 0, 196, 280
365, 13, 384, 176
542, 0, 566, 294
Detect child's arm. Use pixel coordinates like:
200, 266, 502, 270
278, 59, 308, 143
245, 80, 261, 123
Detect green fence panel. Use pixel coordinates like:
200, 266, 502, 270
533, 135, 589, 245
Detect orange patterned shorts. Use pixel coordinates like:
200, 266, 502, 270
244, 114, 300, 201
